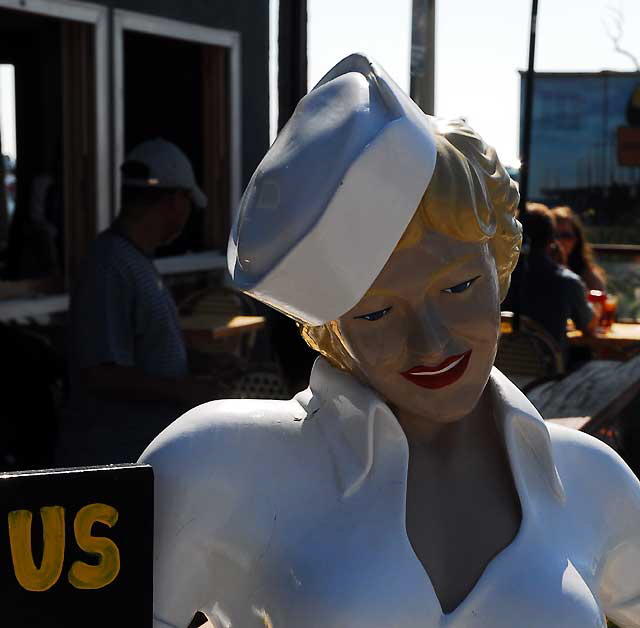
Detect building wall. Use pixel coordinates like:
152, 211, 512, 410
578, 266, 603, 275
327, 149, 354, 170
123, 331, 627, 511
104, 0, 270, 187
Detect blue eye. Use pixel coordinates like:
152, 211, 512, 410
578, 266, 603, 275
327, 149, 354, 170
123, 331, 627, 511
354, 306, 392, 321
443, 276, 481, 294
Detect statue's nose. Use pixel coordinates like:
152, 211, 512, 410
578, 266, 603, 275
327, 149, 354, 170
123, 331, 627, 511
411, 300, 450, 364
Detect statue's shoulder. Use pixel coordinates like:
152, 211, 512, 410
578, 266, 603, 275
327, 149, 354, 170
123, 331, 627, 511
139, 394, 324, 511
141, 396, 310, 468
140, 396, 323, 622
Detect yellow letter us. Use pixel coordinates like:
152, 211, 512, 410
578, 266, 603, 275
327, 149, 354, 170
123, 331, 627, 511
8, 506, 65, 592
68, 503, 120, 590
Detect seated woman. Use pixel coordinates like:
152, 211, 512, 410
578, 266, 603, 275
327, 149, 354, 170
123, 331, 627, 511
140, 54, 640, 628
553, 205, 606, 292
509, 205, 598, 358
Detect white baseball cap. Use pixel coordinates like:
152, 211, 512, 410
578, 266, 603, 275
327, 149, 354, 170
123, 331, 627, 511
122, 138, 207, 209
228, 53, 437, 325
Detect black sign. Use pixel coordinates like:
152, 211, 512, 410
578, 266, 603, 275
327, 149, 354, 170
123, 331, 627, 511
0, 464, 153, 627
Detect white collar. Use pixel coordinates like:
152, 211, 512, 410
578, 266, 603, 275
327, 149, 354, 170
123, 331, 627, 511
295, 358, 565, 502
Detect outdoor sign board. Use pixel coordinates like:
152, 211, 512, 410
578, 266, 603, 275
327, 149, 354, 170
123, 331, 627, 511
519, 71, 640, 207
0, 464, 153, 627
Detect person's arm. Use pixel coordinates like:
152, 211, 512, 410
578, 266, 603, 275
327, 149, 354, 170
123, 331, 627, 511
187, 348, 246, 378
583, 309, 599, 336
82, 363, 225, 407
567, 276, 599, 336
590, 442, 640, 626
74, 259, 228, 407
549, 426, 640, 627
583, 266, 606, 293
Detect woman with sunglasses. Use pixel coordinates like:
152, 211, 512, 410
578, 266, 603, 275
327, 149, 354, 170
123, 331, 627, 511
553, 205, 606, 292
141, 55, 640, 628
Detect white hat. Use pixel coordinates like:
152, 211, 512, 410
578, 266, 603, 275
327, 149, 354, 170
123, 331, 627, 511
122, 138, 207, 209
228, 53, 437, 325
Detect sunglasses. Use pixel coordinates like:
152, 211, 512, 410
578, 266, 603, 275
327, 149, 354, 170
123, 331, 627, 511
555, 231, 576, 241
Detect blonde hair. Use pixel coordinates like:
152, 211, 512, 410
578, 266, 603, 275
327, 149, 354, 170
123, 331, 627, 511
302, 118, 522, 372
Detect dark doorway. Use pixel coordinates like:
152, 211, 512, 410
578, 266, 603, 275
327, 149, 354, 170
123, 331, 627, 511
123, 30, 231, 256
0, 7, 98, 289
0, 8, 63, 281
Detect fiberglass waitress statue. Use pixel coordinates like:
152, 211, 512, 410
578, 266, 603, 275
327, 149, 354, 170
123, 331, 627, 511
141, 55, 640, 628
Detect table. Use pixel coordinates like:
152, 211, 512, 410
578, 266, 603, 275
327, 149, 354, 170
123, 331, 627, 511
567, 322, 640, 360
500, 319, 640, 361
500, 317, 640, 445
180, 314, 266, 340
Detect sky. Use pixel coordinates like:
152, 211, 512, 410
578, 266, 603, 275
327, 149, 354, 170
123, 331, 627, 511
2, 0, 640, 166
305, 0, 640, 166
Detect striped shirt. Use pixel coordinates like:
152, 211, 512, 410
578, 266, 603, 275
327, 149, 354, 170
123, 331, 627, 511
62, 228, 188, 465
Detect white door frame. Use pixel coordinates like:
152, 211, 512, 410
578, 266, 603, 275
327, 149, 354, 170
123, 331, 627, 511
113, 10, 242, 228
0, 0, 110, 231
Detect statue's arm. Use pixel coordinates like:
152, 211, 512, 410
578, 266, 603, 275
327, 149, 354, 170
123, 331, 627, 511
549, 424, 640, 627
587, 440, 640, 627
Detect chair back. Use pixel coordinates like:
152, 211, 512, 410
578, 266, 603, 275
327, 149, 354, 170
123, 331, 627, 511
495, 311, 565, 389
229, 366, 291, 400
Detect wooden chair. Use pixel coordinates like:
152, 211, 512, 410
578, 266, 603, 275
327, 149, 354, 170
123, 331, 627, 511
495, 311, 565, 391
228, 365, 291, 400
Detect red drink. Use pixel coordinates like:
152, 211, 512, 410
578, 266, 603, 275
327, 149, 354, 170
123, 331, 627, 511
588, 290, 607, 328
601, 296, 618, 329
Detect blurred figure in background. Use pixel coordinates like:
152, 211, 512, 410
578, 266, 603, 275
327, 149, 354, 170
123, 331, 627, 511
58, 139, 234, 467
505, 204, 598, 360
14, 173, 60, 278
552, 205, 606, 292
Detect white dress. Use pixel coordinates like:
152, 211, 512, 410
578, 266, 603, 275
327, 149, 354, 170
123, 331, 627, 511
141, 358, 640, 628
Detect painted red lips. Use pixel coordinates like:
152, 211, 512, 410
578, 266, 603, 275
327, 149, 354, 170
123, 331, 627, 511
400, 350, 472, 389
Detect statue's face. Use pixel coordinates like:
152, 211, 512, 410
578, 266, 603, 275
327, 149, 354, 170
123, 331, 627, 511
337, 229, 500, 424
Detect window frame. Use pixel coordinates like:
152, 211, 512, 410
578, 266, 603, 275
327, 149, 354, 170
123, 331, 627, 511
0, 4, 242, 317
0, 0, 110, 232
113, 9, 242, 272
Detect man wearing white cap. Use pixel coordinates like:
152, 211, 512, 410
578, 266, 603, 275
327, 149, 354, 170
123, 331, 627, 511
60, 139, 225, 466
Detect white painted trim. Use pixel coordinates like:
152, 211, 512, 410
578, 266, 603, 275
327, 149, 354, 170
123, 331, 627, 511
115, 10, 240, 48
93, 6, 110, 231
0, 0, 110, 230
112, 9, 242, 225
0, 0, 101, 23
0, 252, 226, 320
154, 251, 227, 275
113, 9, 125, 218
0, 294, 69, 321
230, 38, 242, 216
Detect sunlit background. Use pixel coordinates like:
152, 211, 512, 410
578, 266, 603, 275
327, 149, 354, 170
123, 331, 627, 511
3, 0, 640, 168
0, 64, 16, 160
284, 0, 639, 166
